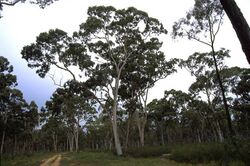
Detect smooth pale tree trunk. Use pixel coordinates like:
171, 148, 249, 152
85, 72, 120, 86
138, 123, 145, 147
124, 114, 131, 150
74, 117, 80, 152
66, 137, 69, 151
52, 132, 58, 152
220, 0, 250, 64
215, 121, 224, 142
111, 76, 123, 156
136, 88, 149, 147
67, 132, 74, 152
160, 124, 165, 145
136, 112, 147, 147
74, 129, 79, 152
197, 130, 202, 143
68, 134, 74, 152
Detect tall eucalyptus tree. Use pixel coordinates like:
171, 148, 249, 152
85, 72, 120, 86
21, 6, 167, 155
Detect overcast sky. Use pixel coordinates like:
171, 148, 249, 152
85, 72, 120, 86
0, 0, 249, 107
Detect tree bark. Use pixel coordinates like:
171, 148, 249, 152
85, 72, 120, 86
136, 111, 147, 147
111, 76, 123, 156
52, 132, 58, 152
68, 133, 74, 152
74, 117, 80, 152
220, 0, 250, 64
124, 113, 131, 150
0, 130, 5, 155
160, 123, 165, 146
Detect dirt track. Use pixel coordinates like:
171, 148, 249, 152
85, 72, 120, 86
40, 154, 62, 166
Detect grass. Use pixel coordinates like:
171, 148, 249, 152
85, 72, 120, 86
2, 151, 214, 166
2, 143, 248, 166
60, 151, 213, 166
1, 152, 56, 166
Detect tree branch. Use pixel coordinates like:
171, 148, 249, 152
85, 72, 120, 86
1, 0, 22, 6
47, 72, 64, 87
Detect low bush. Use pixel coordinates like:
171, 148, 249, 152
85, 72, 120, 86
125, 146, 171, 158
169, 139, 250, 165
223, 138, 250, 164
169, 143, 224, 164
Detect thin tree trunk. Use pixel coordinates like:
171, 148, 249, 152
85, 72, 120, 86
136, 113, 147, 147
74, 117, 80, 152
124, 114, 131, 150
136, 88, 149, 147
0, 130, 5, 155
160, 123, 165, 146
220, 0, 250, 64
139, 125, 145, 147
68, 133, 74, 152
211, 45, 234, 138
215, 121, 224, 142
52, 132, 57, 152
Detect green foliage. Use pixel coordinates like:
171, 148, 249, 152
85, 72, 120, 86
169, 143, 225, 164
172, 0, 224, 42
0, 56, 16, 89
223, 138, 250, 164
125, 146, 171, 158
169, 141, 250, 165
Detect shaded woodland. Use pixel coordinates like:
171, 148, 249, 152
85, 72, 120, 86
1, 0, 250, 165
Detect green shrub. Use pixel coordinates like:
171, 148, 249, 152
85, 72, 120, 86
169, 143, 224, 164
223, 138, 250, 165
125, 146, 171, 158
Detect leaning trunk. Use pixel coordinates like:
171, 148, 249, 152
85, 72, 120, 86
211, 46, 234, 138
220, 0, 250, 64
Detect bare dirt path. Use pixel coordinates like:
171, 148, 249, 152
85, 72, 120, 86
40, 154, 62, 166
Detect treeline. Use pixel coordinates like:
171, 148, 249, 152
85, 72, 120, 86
1, 54, 249, 156
0, 56, 39, 156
